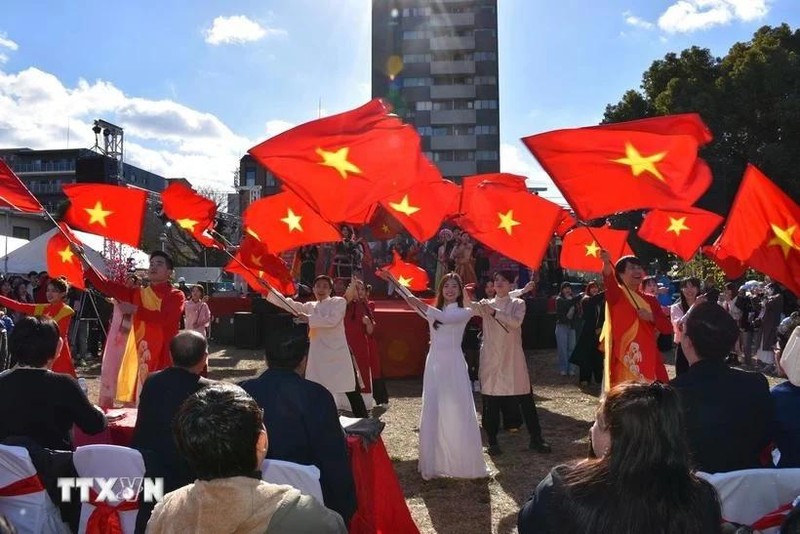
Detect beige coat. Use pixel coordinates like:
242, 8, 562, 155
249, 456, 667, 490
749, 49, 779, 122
473, 295, 532, 396
269, 294, 356, 393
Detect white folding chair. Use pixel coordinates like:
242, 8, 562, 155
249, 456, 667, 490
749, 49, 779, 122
73, 445, 145, 534
0, 445, 69, 534
261, 459, 324, 504
698, 468, 800, 533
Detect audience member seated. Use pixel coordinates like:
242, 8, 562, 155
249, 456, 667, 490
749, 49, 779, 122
131, 330, 213, 533
670, 301, 773, 473
147, 383, 346, 533
240, 334, 357, 525
0, 316, 105, 450
771, 323, 800, 467
518, 382, 721, 534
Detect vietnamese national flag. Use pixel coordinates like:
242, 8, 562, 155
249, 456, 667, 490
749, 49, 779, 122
701, 240, 747, 280
160, 182, 221, 249
715, 165, 800, 296
522, 114, 713, 221
225, 236, 296, 296
555, 209, 578, 238
0, 160, 44, 213
243, 190, 341, 254
46, 224, 85, 289
638, 207, 723, 261
458, 173, 562, 270
560, 226, 633, 273
248, 99, 425, 223
379, 250, 429, 291
379, 163, 461, 242
367, 206, 406, 241
62, 184, 147, 247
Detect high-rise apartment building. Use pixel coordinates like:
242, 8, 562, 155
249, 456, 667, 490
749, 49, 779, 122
372, 0, 500, 182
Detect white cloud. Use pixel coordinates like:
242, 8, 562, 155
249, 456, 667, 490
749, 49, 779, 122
500, 143, 566, 206
264, 119, 295, 137
204, 15, 286, 45
623, 11, 655, 30
0, 54, 7, 65
0, 66, 253, 191
0, 34, 18, 51
658, 0, 769, 33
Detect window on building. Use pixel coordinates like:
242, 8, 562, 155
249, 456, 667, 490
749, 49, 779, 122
403, 77, 432, 87
475, 99, 498, 110
475, 125, 499, 135
474, 51, 498, 61
476, 150, 499, 161
403, 7, 431, 17
475, 29, 497, 38
454, 151, 475, 161
12, 226, 30, 240
479, 5, 497, 14
403, 30, 430, 40
453, 125, 474, 135
265, 172, 276, 187
432, 127, 450, 136
403, 53, 432, 64
245, 167, 256, 187
417, 126, 433, 136
416, 101, 433, 111
474, 76, 497, 85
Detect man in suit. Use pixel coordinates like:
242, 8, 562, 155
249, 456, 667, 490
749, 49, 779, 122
132, 329, 213, 532
670, 301, 773, 473
240, 334, 357, 526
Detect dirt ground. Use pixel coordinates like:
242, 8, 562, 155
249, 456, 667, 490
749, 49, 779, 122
77, 345, 780, 534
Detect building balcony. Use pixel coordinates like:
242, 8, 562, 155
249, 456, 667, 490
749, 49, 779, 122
430, 36, 475, 51
430, 109, 476, 125
429, 12, 475, 27
430, 60, 475, 75
435, 160, 476, 178
430, 84, 475, 99
431, 135, 477, 151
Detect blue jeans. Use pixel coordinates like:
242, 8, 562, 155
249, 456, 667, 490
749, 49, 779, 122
555, 324, 576, 375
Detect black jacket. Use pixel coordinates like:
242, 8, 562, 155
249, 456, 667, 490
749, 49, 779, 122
241, 368, 356, 525
670, 359, 772, 473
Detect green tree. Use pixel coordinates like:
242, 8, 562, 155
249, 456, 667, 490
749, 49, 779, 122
604, 24, 800, 216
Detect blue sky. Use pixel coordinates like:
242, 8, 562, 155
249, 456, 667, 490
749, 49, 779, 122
0, 0, 797, 204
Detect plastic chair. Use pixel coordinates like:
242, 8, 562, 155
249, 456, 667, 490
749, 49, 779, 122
698, 468, 800, 533
73, 445, 145, 534
0, 444, 69, 534
261, 459, 324, 504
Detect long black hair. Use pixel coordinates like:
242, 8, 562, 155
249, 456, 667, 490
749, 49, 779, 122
556, 382, 721, 534
432, 273, 464, 330
679, 277, 701, 313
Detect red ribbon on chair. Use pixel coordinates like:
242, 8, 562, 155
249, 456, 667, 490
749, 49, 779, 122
86, 488, 139, 534
750, 503, 794, 530
0, 474, 45, 496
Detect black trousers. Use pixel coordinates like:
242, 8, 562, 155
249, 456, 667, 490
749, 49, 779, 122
372, 378, 389, 405
482, 391, 543, 444
346, 386, 369, 418
578, 351, 603, 384
675, 344, 689, 376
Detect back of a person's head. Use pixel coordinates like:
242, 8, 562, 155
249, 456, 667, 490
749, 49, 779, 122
169, 330, 208, 369
9, 316, 60, 367
685, 301, 739, 361
265, 333, 308, 370
561, 382, 720, 534
173, 383, 263, 481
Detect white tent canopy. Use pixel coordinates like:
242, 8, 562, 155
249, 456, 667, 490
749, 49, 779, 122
0, 227, 149, 275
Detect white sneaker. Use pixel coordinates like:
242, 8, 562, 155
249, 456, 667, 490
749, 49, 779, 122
472, 380, 481, 392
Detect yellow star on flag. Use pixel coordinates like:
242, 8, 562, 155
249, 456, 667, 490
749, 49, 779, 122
497, 210, 521, 236
58, 245, 74, 263
388, 195, 420, 216
281, 208, 303, 232
667, 217, 690, 236
250, 255, 263, 267
585, 241, 601, 257
177, 219, 198, 231
612, 142, 667, 182
315, 147, 362, 179
381, 224, 390, 233
84, 201, 113, 227
768, 224, 799, 259
246, 228, 260, 241
397, 275, 413, 287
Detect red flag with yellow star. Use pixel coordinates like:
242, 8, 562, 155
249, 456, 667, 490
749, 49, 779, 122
522, 114, 713, 221
0, 160, 44, 213
61, 184, 147, 247
242, 190, 341, 254
716, 165, 800, 295
46, 223, 85, 289
248, 99, 425, 223
457, 173, 562, 270
367, 206, 405, 240
160, 182, 221, 249
378, 250, 429, 291
701, 240, 747, 280
560, 226, 633, 273
225, 236, 296, 296
638, 207, 723, 261
555, 209, 578, 238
